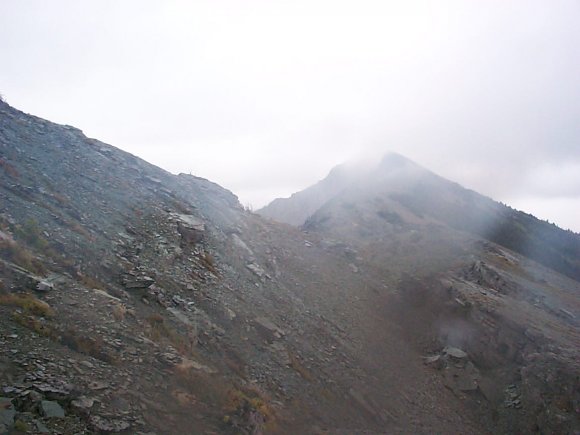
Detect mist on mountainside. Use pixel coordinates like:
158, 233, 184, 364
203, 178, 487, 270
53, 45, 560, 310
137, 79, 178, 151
1, 1, 580, 232
259, 152, 580, 282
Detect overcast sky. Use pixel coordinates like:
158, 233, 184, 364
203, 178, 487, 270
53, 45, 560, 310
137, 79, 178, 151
1, 0, 579, 232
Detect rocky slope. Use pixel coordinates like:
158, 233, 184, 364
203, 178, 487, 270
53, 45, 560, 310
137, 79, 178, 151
0, 99, 579, 434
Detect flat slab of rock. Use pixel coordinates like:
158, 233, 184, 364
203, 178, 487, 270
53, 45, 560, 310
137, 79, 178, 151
36, 280, 54, 292
40, 400, 65, 418
167, 307, 194, 326
172, 213, 205, 244
0, 397, 16, 429
254, 316, 285, 338
172, 213, 205, 231
423, 354, 441, 365
122, 275, 155, 289
246, 263, 265, 278
71, 396, 95, 414
90, 415, 131, 433
443, 346, 468, 359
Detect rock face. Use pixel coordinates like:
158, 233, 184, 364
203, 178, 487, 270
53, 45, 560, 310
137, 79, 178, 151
0, 99, 579, 435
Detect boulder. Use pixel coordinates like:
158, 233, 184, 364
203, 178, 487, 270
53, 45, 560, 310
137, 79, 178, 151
246, 263, 265, 278
254, 316, 285, 339
0, 397, 16, 432
35, 280, 54, 292
443, 346, 468, 359
172, 213, 205, 245
40, 400, 65, 418
71, 396, 94, 415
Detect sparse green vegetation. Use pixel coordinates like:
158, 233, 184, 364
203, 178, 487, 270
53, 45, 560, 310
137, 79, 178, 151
13, 420, 29, 432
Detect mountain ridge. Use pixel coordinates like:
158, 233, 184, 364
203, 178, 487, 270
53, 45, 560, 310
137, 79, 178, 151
259, 152, 580, 282
0, 100, 578, 434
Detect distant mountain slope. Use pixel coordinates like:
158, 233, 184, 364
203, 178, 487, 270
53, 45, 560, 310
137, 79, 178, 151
257, 162, 360, 226
261, 153, 580, 282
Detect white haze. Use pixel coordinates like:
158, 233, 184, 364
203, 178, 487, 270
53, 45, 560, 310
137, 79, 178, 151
1, 0, 579, 231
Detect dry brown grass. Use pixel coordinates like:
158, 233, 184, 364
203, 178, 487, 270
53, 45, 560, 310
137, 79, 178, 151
60, 330, 118, 365
0, 158, 19, 179
11, 312, 56, 338
112, 304, 127, 321
0, 293, 54, 317
77, 273, 105, 290
0, 239, 46, 275
69, 222, 94, 241
52, 192, 69, 206
1, 293, 56, 338
223, 384, 277, 432
288, 350, 314, 382
14, 219, 49, 251
70, 222, 93, 241
200, 252, 218, 275
146, 313, 194, 355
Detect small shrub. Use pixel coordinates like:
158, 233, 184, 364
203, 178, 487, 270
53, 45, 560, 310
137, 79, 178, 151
70, 222, 93, 240
223, 386, 276, 432
13, 420, 29, 432
77, 273, 105, 290
200, 252, 218, 275
112, 304, 126, 321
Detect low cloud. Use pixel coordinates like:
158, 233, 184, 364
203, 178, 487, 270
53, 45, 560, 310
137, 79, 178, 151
1, 0, 578, 230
